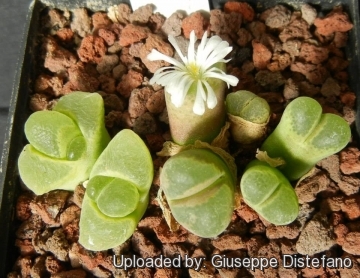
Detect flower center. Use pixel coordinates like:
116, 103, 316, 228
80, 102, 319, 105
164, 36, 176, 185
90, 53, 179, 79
187, 62, 202, 80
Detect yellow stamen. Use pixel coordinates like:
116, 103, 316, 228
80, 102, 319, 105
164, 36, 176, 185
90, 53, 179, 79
187, 63, 202, 79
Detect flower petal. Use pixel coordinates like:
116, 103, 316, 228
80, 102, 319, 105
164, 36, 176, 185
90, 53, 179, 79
148, 31, 238, 114
159, 70, 187, 86
188, 31, 196, 63
193, 86, 205, 115
197, 80, 207, 101
198, 35, 224, 62
202, 45, 233, 70
203, 81, 217, 109
196, 31, 208, 57
205, 69, 239, 87
150, 69, 182, 86
170, 77, 193, 107
168, 35, 188, 64
147, 49, 186, 70
167, 73, 190, 95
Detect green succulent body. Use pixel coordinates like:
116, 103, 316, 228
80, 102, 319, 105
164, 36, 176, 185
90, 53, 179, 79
226, 90, 270, 124
160, 148, 234, 238
79, 129, 153, 251
18, 92, 110, 195
240, 160, 299, 225
261, 97, 351, 180
226, 90, 270, 144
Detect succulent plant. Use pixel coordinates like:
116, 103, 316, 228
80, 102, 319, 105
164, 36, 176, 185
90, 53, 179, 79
240, 160, 299, 225
226, 90, 270, 144
79, 129, 153, 251
18, 92, 110, 195
160, 148, 235, 237
148, 30, 238, 145
260, 97, 351, 180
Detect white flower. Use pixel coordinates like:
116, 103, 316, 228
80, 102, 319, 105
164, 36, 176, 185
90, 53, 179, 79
147, 31, 239, 115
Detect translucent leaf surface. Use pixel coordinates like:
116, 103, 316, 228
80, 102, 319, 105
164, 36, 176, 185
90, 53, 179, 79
18, 92, 110, 195
240, 160, 298, 225
79, 129, 153, 251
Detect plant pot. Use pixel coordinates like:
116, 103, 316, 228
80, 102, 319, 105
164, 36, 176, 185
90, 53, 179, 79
1, 0, 360, 276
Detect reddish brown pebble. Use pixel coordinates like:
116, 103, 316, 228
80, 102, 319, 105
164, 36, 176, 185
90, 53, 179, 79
96, 54, 119, 74
266, 223, 300, 239
237, 28, 253, 47
98, 28, 116, 46
130, 4, 153, 24
314, 8, 353, 36
91, 12, 112, 31
128, 87, 153, 118
341, 195, 360, 220
30, 191, 70, 227
51, 269, 87, 278
299, 43, 329, 64
224, 1, 254, 22
35, 74, 63, 97
295, 172, 330, 204
236, 201, 259, 223
252, 40, 272, 70
140, 34, 174, 73
69, 242, 108, 270
132, 230, 161, 257
301, 265, 325, 278
334, 223, 349, 246
56, 28, 74, 42
45, 255, 64, 274
340, 92, 356, 108
153, 219, 188, 244
181, 12, 208, 39
116, 69, 143, 98
263, 5, 291, 29
340, 147, 360, 175
119, 24, 149, 47
146, 89, 165, 114
279, 18, 311, 42
145, 133, 165, 152
99, 75, 116, 94
77, 36, 107, 64
212, 234, 247, 251
342, 232, 360, 255
15, 239, 36, 256
45, 228, 70, 261
67, 63, 99, 92
16, 193, 34, 221
43, 37, 77, 73
59, 205, 80, 228
291, 62, 329, 85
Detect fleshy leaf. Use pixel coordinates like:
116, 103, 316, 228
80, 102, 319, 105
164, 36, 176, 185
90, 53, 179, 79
260, 97, 351, 180
160, 148, 234, 238
226, 90, 270, 124
79, 129, 153, 251
96, 178, 140, 218
240, 160, 299, 225
18, 92, 110, 195
226, 90, 270, 144
25, 111, 82, 159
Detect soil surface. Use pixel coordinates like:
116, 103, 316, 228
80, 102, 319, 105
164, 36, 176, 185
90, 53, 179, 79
7, 2, 360, 277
